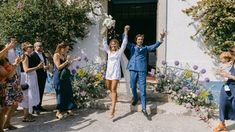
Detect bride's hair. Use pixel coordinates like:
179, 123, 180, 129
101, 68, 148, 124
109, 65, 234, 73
109, 39, 120, 51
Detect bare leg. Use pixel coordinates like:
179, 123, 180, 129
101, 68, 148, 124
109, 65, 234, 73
105, 80, 111, 91
0, 107, 9, 131
4, 103, 18, 129
23, 108, 29, 119
110, 80, 119, 118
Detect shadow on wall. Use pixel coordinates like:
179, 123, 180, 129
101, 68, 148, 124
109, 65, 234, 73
189, 23, 219, 68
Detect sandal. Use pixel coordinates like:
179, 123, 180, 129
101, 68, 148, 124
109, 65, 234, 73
56, 113, 63, 120
67, 110, 75, 116
29, 114, 36, 118
109, 113, 115, 119
3, 124, 18, 130
22, 117, 35, 122
213, 123, 228, 132
109, 110, 115, 119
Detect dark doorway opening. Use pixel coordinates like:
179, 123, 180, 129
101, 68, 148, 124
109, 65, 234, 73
108, 0, 158, 72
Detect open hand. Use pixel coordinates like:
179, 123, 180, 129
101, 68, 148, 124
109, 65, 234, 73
220, 70, 230, 78
5, 42, 15, 50
37, 62, 44, 69
72, 56, 81, 62
14, 56, 22, 65
160, 29, 167, 41
101, 27, 108, 36
124, 25, 130, 32
66, 55, 71, 61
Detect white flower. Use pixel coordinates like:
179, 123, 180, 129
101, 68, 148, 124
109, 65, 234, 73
102, 14, 116, 29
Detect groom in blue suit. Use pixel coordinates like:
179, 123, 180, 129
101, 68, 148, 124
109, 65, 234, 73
125, 26, 166, 118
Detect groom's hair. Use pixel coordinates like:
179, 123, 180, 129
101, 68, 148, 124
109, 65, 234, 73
135, 34, 144, 42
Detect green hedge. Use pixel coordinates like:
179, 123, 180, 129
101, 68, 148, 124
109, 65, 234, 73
0, 0, 92, 52
183, 0, 235, 55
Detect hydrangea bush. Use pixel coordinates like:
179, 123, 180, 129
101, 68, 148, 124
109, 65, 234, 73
148, 60, 217, 121
72, 59, 107, 108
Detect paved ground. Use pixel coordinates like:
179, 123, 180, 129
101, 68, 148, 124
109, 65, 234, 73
7, 82, 235, 132
5, 94, 216, 132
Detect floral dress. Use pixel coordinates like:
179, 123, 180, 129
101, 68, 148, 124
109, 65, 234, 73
0, 58, 23, 107
0, 82, 6, 110
5, 75, 23, 106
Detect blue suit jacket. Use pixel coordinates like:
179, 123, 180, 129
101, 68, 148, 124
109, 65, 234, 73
126, 41, 162, 72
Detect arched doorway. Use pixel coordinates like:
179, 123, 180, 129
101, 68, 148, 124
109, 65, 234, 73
108, 0, 158, 72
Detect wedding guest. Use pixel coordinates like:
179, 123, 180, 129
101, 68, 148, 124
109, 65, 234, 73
0, 44, 22, 131
102, 25, 128, 118
31, 42, 48, 114
214, 46, 235, 132
217, 52, 233, 81
126, 27, 166, 119
53, 43, 78, 119
20, 42, 43, 122
4, 37, 24, 130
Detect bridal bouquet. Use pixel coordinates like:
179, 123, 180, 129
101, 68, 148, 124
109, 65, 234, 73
101, 14, 116, 35
102, 14, 115, 29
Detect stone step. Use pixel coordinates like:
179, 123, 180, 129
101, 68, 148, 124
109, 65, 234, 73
146, 91, 169, 102
117, 81, 169, 102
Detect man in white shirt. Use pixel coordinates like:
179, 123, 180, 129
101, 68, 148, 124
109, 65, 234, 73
31, 42, 48, 113
7, 36, 22, 76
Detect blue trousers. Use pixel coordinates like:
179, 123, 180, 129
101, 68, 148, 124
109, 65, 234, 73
129, 70, 147, 110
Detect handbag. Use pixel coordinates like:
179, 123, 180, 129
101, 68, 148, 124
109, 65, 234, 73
21, 83, 29, 91
59, 68, 71, 80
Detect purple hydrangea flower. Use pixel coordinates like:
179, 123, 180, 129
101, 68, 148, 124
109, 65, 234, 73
195, 90, 201, 96
174, 61, 179, 66
84, 56, 88, 62
71, 69, 76, 75
204, 77, 210, 83
76, 65, 80, 69
193, 65, 198, 70
200, 69, 206, 74
161, 60, 167, 65
97, 64, 103, 71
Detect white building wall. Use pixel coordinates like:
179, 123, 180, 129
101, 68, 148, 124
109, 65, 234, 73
165, 0, 217, 81
70, 21, 101, 70
70, 0, 218, 81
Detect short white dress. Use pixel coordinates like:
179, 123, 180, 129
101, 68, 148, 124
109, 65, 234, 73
103, 35, 128, 80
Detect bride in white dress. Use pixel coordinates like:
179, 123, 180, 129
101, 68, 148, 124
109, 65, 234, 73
102, 25, 129, 118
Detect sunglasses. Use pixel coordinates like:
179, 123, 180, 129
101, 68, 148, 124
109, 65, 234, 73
27, 46, 33, 48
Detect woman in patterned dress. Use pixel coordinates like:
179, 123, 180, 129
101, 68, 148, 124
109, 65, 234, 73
0, 44, 22, 131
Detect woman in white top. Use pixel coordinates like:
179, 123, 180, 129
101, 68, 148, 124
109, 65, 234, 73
103, 25, 129, 118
